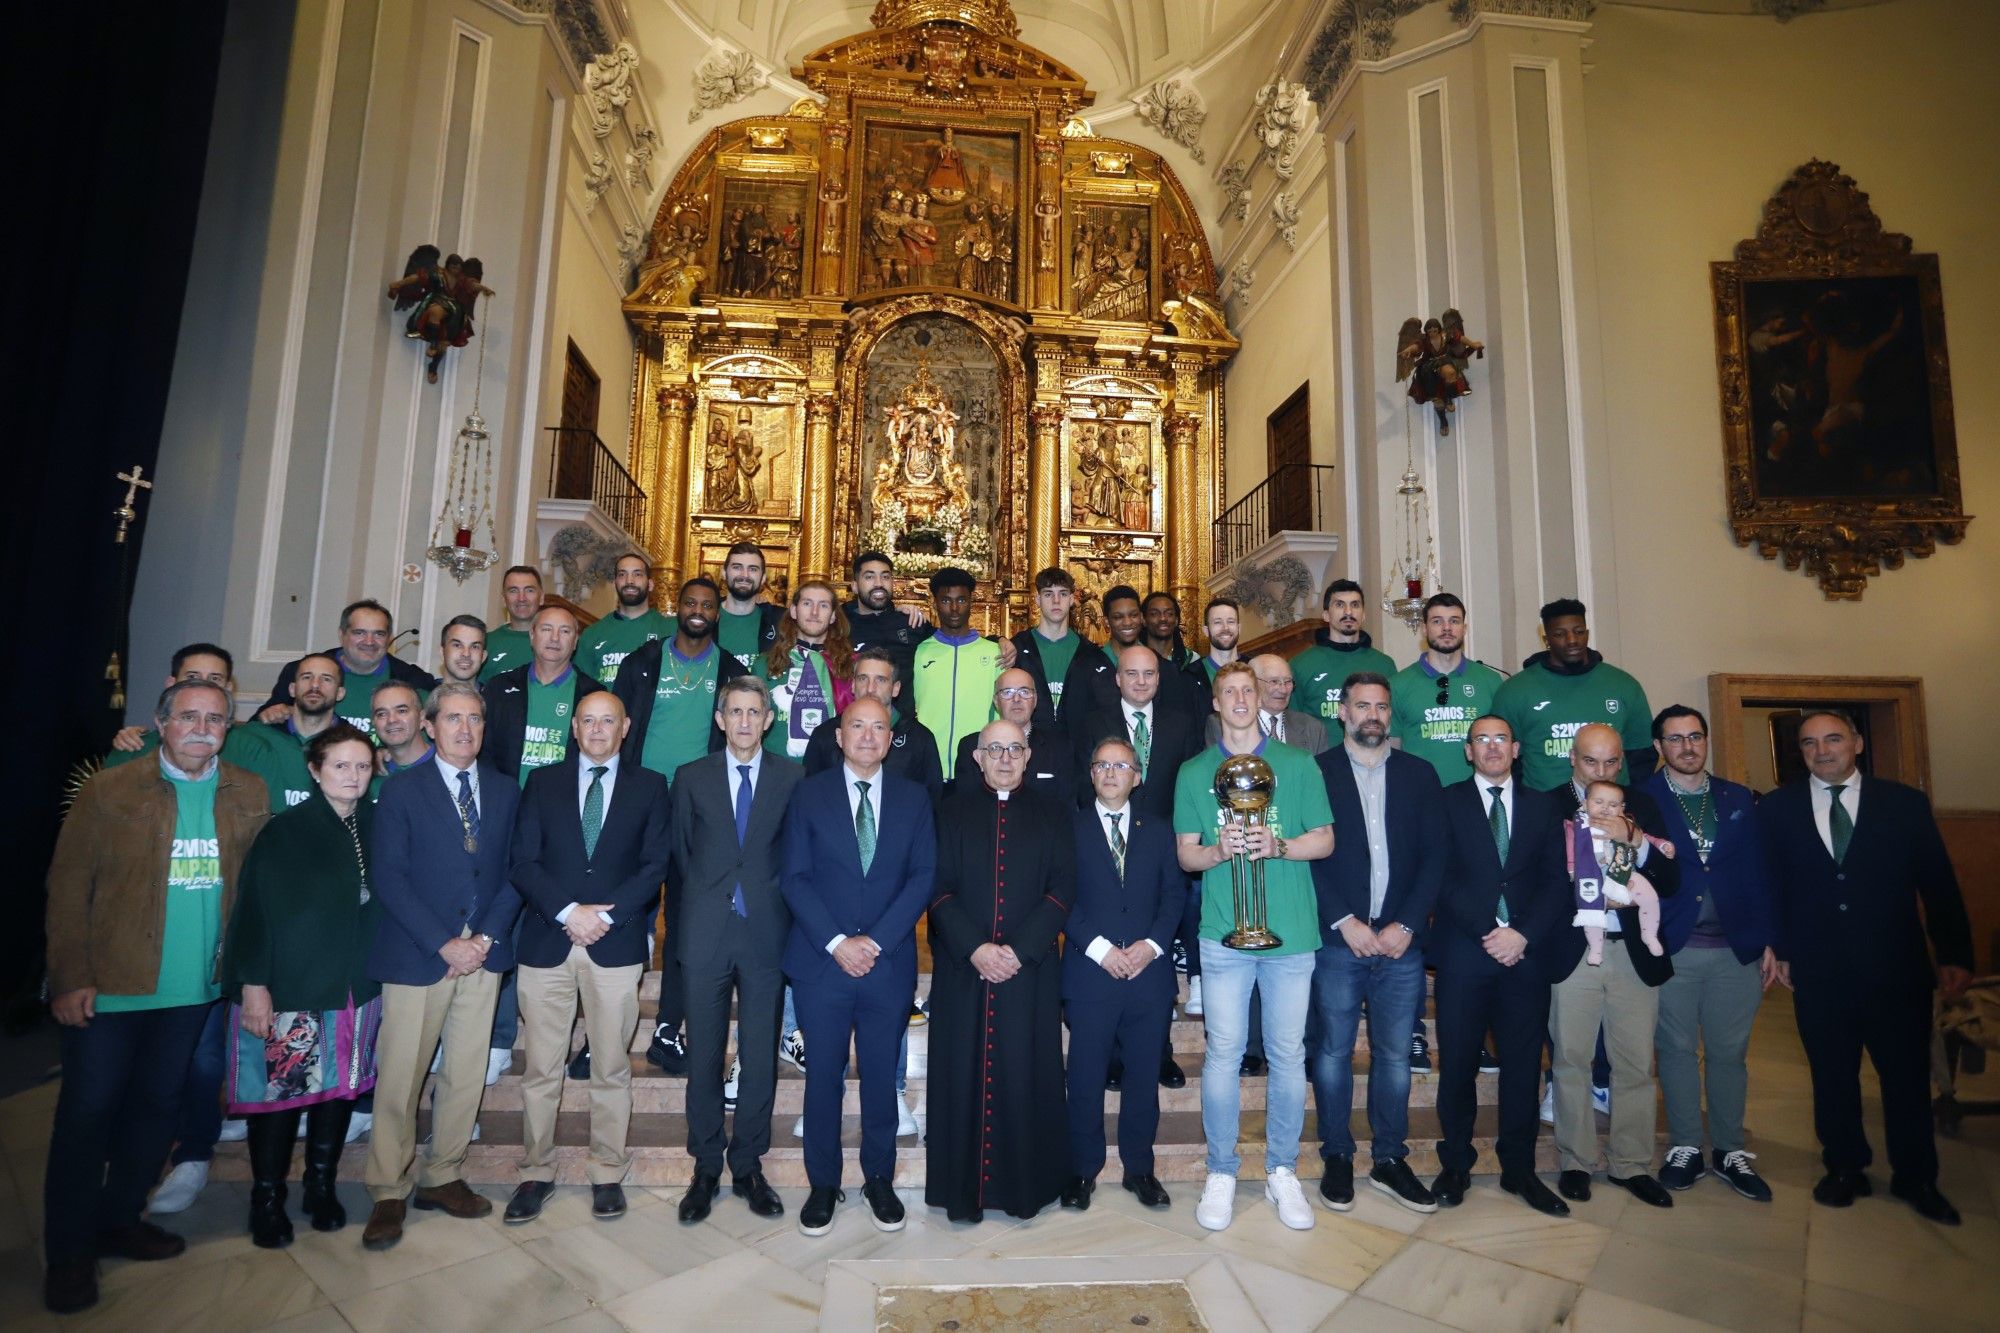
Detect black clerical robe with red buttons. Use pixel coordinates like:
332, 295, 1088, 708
923, 783, 1075, 1221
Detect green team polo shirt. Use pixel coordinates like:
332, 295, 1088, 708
583, 608, 676, 685
913, 632, 1002, 782
1172, 738, 1333, 959
1493, 657, 1654, 790
641, 641, 721, 780
480, 626, 532, 681
519, 667, 577, 785
107, 725, 305, 815
1289, 642, 1399, 738
1389, 658, 1507, 787
99, 764, 224, 1012
1034, 628, 1080, 713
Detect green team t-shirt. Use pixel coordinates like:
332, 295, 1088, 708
1034, 628, 1081, 714
718, 608, 768, 668
1289, 642, 1399, 737
583, 608, 676, 685
1389, 658, 1507, 787
640, 642, 721, 780
256, 724, 317, 809
1172, 738, 1334, 959
1492, 657, 1654, 790
913, 633, 1003, 782
759, 648, 836, 758
480, 626, 532, 681
334, 660, 390, 735
107, 726, 306, 815
99, 766, 224, 1012
519, 668, 577, 785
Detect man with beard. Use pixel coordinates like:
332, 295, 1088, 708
253, 652, 341, 810
759, 581, 855, 760
258, 599, 437, 736
481, 566, 543, 682
1288, 580, 1397, 737
924, 721, 1074, 1223
716, 542, 784, 669
840, 550, 932, 700
582, 554, 676, 685
436, 615, 488, 685
482, 606, 603, 784
1198, 598, 1241, 686
1388, 594, 1506, 786
1493, 599, 1654, 791
1141, 591, 1213, 718
1009, 567, 1115, 733
954, 668, 1075, 803
805, 648, 943, 808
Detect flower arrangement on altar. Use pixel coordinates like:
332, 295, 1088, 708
860, 498, 993, 577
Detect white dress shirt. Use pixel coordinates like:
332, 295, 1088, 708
728, 746, 764, 811
1084, 799, 1164, 963
828, 763, 887, 953
1810, 770, 1863, 858
435, 753, 480, 817
1482, 774, 1515, 927
1259, 710, 1287, 742
558, 754, 621, 927
1124, 700, 1155, 739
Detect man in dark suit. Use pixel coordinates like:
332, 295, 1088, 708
780, 697, 936, 1237
1429, 715, 1571, 1217
804, 647, 943, 807
362, 682, 522, 1250
1765, 710, 1973, 1225
1308, 673, 1444, 1214
953, 667, 1076, 805
502, 692, 672, 1225
672, 676, 803, 1224
1080, 642, 1204, 1089
1061, 737, 1181, 1212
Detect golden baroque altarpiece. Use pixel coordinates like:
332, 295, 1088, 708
622, 0, 1237, 632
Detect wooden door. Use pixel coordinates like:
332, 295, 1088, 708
1266, 382, 1311, 533
553, 341, 601, 499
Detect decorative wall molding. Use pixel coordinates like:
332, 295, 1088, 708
1301, 1, 1425, 102
582, 40, 640, 137
1218, 160, 1251, 223
626, 123, 658, 186
1271, 191, 1301, 251
1224, 260, 1256, 311
1133, 76, 1208, 163
1252, 80, 1316, 180
581, 151, 612, 210
1449, 0, 1596, 22
689, 45, 769, 124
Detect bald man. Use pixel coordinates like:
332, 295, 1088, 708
1206, 654, 1330, 755
503, 691, 673, 1224
954, 667, 1076, 802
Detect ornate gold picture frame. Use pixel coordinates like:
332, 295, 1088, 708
1710, 160, 1970, 599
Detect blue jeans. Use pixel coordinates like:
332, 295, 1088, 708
169, 1000, 228, 1164
1311, 944, 1425, 1161
1198, 941, 1315, 1176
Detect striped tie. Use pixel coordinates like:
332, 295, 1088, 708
1106, 810, 1126, 880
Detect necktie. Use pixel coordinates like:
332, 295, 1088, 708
855, 779, 877, 873
456, 770, 480, 849
582, 766, 606, 858
1827, 783, 1853, 863
1106, 810, 1126, 880
1488, 784, 1510, 924
1131, 711, 1151, 778
731, 765, 752, 916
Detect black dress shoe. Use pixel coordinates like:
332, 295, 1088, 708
95, 1221, 185, 1261
592, 1184, 627, 1219
43, 1259, 98, 1314
1890, 1181, 1961, 1226
647, 1025, 689, 1075
567, 1043, 592, 1081
679, 1173, 721, 1223
1105, 1061, 1123, 1090
1431, 1169, 1469, 1208
862, 1176, 905, 1231
1557, 1169, 1593, 1203
1812, 1169, 1871, 1208
733, 1172, 784, 1218
1061, 1175, 1094, 1209
1239, 1055, 1267, 1077
1158, 1058, 1186, 1089
505, 1180, 555, 1224
799, 1186, 844, 1235
1122, 1174, 1170, 1208
1609, 1173, 1673, 1208
1502, 1173, 1571, 1217
1318, 1155, 1355, 1212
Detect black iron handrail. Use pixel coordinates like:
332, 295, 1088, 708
545, 426, 648, 539
1212, 463, 1339, 570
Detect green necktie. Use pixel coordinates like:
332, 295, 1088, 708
1106, 810, 1126, 880
582, 766, 607, 858
1488, 784, 1511, 924
855, 779, 877, 873
1827, 783, 1853, 863
1131, 711, 1151, 779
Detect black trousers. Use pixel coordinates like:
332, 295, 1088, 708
1434, 956, 1549, 1177
656, 880, 685, 1035
1066, 987, 1172, 1178
682, 914, 784, 1179
1793, 974, 1937, 1186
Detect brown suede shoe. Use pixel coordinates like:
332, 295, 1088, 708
412, 1180, 493, 1219
361, 1199, 406, 1250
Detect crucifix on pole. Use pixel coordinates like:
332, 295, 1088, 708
106, 463, 156, 710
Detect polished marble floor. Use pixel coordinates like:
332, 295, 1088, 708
1, 992, 1997, 1331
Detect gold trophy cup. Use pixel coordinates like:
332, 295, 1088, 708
1214, 753, 1282, 951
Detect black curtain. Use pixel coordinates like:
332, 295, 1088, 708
1, 4, 236, 1017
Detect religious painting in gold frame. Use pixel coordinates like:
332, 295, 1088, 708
710, 174, 814, 302
1067, 199, 1154, 322
688, 358, 806, 520
851, 112, 1029, 304
1062, 410, 1163, 535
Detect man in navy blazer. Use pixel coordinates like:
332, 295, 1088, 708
362, 682, 521, 1249
1428, 715, 1571, 1217
502, 692, 672, 1225
1640, 705, 1780, 1202
1307, 674, 1444, 1214
1764, 709, 1973, 1225
780, 697, 936, 1237
1061, 737, 1183, 1213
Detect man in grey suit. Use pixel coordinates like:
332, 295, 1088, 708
671, 676, 804, 1223
1206, 653, 1330, 755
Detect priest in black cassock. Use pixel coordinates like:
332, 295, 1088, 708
924, 720, 1075, 1223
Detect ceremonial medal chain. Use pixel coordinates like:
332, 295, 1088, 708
341, 811, 371, 904
1671, 779, 1713, 865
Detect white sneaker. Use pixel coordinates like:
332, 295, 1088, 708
780, 1030, 806, 1071
1185, 976, 1204, 1017
1592, 1085, 1611, 1116
345, 1110, 373, 1143
897, 1094, 919, 1137
1540, 1082, 1556, 1125
792, 1115, 806, 1138
216, 1118, 248, 1143
486, 1048, 513, 1086
1194, 1172, 1236, 1231
1265, 1167, 1316, 1230
146, 1160, 208, 1215
723, 1056, 741, 1107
